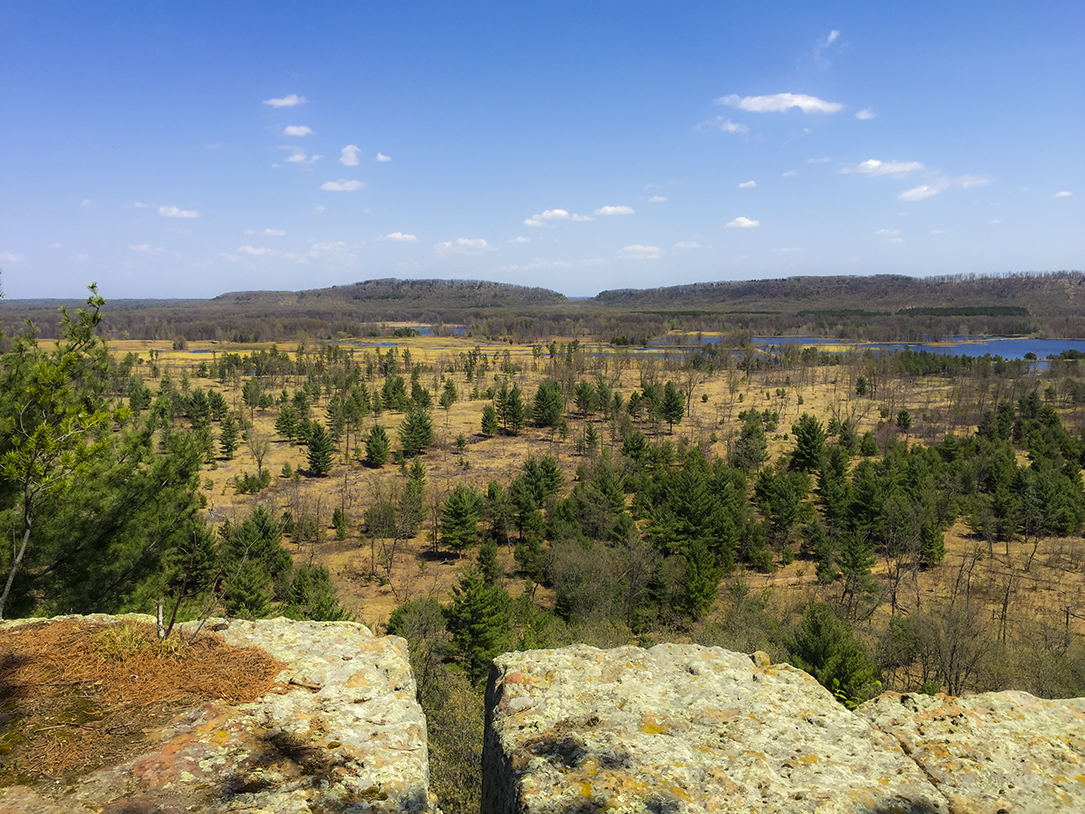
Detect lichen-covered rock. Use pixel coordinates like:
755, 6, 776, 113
859, 690, 1085, 814
483, 643, 947, 814
0, 614, 438, 814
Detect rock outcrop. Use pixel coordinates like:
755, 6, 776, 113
0, 615, 437, 814
483, 643, 1085, 814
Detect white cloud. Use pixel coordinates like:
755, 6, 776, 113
434, 238, 495, 255
594, 205, 635, 215
875, 229, 901, 236
843, 159, 925, 175
264, 94, 306, 108
237, 245, 280, 256
0, 251, 25, 263
855, 108, 876, 120
245, 228, 285, 236
286, 148, 322, 165
340, 145, 360, 166
133, 201, 149, 208
309, 240, 356, 261
648, 195, 668, 203
80, 199, 94, 207
1055, 190, 1073, 198
738, 180, 757, 189
383, 232, 417, 242
284, 125, 314, 137
899, 174, 989, 202
931, 229, 949, 235
782, 170, 799, 177
525, 208, 591, 226
618, 244, 661, 260
726, 216, 760, 228
159, 205, 200, 218
129, 244, 165, 254
321, 179, 364, 191
509, 236, 531, 243
673, 241, 700, 250
813, 30, 841, 69
888, 237, 905, 243
716, 92, 843, 114
376, 152, 391, 162
715, 118, 749, 133
899, 185, 938, 201
313, 205, 326, 215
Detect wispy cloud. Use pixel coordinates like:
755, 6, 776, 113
321, 179, 364, 191
129, 243, 165, 254
80, 199, 94, 207
383, 232, 417, 242
1055, 190, 1073, 198
806, 157, 831, 164
435, 238, 494, 255
710, 117, 749, 133
283, 125, 314, 137
595, 205, 635, 216
716, 93, 843, 114
673, 241, 700, 250
813, 29, 840, 69
0, 251, 25, 263
340, 145, 360, 166
648, 195, 668, 203
133, 201, 149, 208
738, 180, 756, 189
309, 240, 356, 261
899, 174, 988, 202
159, 205, 200, 218
618, 244, 661, 260
855, 108, 876, 120
237, 245, 280, 256
875, 229, 901, 236
782, 170, 799, 177
842, 159, 924, 175
285, 148, 322, 165
264, 94, 306, 108
376, 152, 391, 162
245, 228, 285, 236
726, 216, 760, 228
509, 236, 531, 243
313, 205, 326, 215
524, 208, 591, 226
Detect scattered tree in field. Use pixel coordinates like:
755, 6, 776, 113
306, 422, 335, 476
219, 413, 239, 459
791, 413, 827, 472
532, 379, 564, 428
399, 405, 435, 457
366, 424, 391, 467
481, 404, 499, 437
440, 483, 485, 555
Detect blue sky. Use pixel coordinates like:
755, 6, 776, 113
1, 2, 1082, 299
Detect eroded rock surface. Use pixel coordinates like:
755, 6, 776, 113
0, 615, 437, 814
859, 690, 1085, 814
483, 643, 947, 814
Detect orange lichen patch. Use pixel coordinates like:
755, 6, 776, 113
0, 619, 282, 786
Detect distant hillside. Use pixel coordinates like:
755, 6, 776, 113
213, 278, 566, 308
593, 272, 1085, 316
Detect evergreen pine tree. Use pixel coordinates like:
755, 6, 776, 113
306, 422, 335, 476
440, 483, 485, 554
662, 380, 685, 431
275, 405, 298, 442
219, 413, 239, 459
366, 424, 391, 467
505, 383, 526, 435
444, 565, 512, 682
399, 405, 435, 457
481, 404, 499, 437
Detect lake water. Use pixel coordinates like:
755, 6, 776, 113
751, 336, 1085, 360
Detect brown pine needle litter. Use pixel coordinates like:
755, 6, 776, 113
0, 619, 284, 786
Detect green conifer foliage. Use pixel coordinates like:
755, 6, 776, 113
366, 424, 391, 467
306, 422, 335, 476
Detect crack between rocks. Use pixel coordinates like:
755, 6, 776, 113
870, 722, 953, 812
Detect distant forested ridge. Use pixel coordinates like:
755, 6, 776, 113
2, 271, 1082, 345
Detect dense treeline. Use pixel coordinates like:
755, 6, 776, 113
4, 271, 1085, 345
